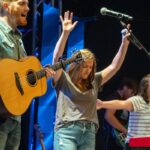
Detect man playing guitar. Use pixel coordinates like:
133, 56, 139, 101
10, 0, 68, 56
104, 78, 138, 150
0, 0, 55, 149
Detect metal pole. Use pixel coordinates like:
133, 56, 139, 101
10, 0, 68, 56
32, 0, 37, 54
58, 0, 62, 36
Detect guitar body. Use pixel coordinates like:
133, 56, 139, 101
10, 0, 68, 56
112, 127, 127, 149
0, 56, 47, 116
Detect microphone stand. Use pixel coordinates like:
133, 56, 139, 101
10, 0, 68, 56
119, 20, 150, 58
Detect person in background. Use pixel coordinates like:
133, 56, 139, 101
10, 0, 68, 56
52, 10, 131, 150
0, 0, 55, 149
97, 74, 150, 150
96, 78, 138, 150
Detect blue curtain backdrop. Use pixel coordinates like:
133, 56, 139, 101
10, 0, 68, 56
36, 3, 84, 150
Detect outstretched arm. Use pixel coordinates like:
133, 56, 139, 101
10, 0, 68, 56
52, 11, 78, 83
101, 25, 131, 85
97, 99, 133, 112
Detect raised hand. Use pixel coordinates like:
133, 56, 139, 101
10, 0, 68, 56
121, 24, 131, 45
60, 11, 78, 34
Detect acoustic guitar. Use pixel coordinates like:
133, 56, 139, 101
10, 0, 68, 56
0, 52, 82, 117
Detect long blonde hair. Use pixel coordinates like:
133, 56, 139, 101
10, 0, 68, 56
67, 49, 96, 90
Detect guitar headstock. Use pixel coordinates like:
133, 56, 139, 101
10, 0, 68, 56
72, 51, 83, 63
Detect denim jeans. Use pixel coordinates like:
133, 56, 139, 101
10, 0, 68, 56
54, 121, 96, 150
0, 118, 21, 150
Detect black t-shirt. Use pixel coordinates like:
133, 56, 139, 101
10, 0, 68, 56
104, 91, 129, 135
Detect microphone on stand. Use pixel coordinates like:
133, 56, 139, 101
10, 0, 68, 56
100, 7, 133, 21
100, 7, 150, 58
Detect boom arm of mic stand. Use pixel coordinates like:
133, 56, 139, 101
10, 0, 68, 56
120, 20, 150, 58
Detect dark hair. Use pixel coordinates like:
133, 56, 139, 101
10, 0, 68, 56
118, 77, 138, 94
138, 74, 150, 103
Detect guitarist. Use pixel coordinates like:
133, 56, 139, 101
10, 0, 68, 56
0, 0, 55, 150
103, 78, 138, 150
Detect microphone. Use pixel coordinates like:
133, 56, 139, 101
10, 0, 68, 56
100, 7, 133, 21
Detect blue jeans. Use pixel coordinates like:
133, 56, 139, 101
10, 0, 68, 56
0, 118, 21, 150
54, 121, 96, 150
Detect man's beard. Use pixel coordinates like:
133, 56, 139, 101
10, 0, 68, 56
11, 7, 28, 26
17, 17, 28, 26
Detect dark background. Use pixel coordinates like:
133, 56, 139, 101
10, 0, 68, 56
23, 0, 150, 101
61, 0, 150, 97
61, 2, 150, 149
60, 1, 150, 149
21, 0, 150, 149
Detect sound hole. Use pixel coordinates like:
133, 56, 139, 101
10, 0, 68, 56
26, 70, 37, 86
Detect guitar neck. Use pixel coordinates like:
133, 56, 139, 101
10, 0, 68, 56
35, 57, 75, 79
36, 52, 82, 79
50, 56, 76, 71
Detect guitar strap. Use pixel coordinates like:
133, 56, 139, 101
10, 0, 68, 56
58, 57, 66, 70
60, 59, 66, 70
17, 47, 20, 60
17, 38, 22, 60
